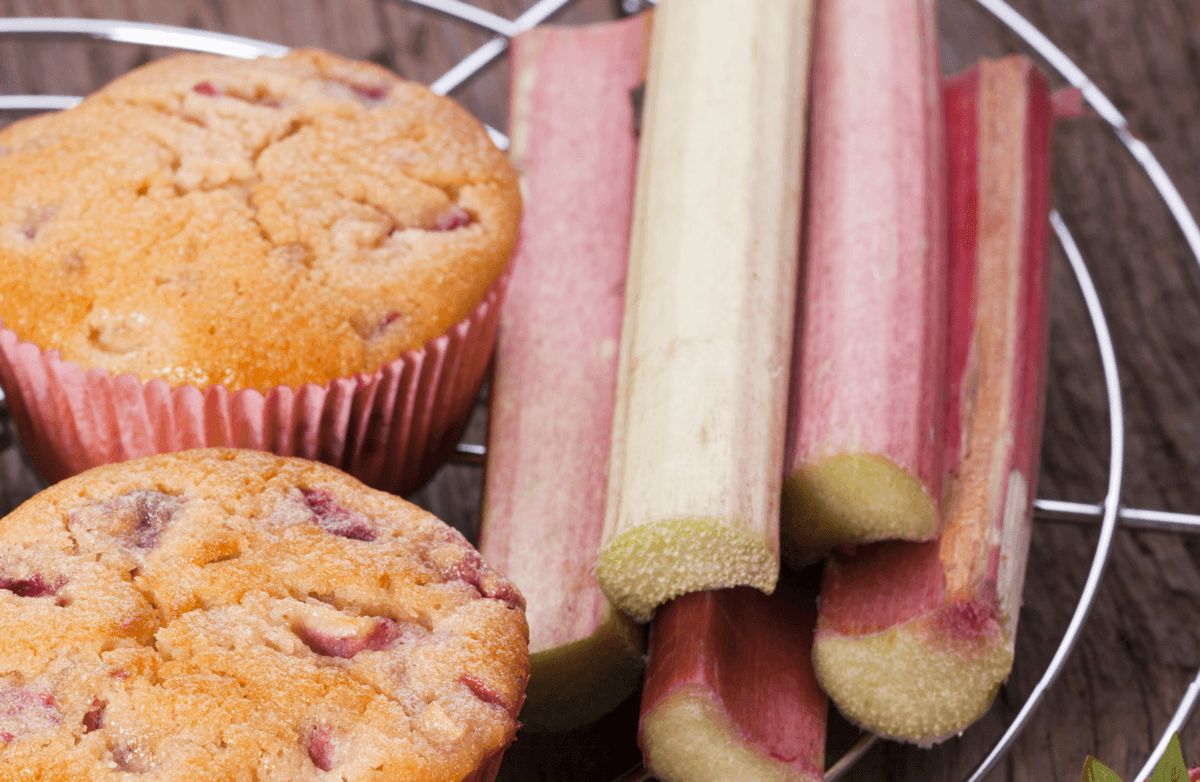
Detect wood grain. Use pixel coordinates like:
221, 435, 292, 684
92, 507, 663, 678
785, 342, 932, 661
0, 0, 1197, 779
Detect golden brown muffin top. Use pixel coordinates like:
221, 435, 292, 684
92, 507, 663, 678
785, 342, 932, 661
0, 448, 528, 781
0, 49, 520, 389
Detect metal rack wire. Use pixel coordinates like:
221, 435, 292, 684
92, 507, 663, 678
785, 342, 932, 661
0, 1, 1196, 779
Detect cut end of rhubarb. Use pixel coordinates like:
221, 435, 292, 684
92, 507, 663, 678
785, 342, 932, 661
781, 452, 938, 565
522, 607, 644, 732
813, 611, 1012, 745
641, 588, 826, 782
642, 687, 821, 782
596, 519, 778, 622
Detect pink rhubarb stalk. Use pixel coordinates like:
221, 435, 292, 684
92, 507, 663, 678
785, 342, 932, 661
639, 588, 826, 782
478, 15, 650, 732
812, 56, 1054, 745
782, 0, 948, 563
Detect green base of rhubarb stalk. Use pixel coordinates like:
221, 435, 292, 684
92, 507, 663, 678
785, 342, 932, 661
596, 518, 778, 623
781, 452, 937, 566
642, 688, 821, 782
814, 616, 1013, 746
521, 607, 645, 732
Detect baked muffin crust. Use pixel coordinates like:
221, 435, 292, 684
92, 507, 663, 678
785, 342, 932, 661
0, 49, 520, 389
0, 449, 528, 781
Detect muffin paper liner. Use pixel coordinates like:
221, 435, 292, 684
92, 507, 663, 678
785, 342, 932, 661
0, 272, 508, 494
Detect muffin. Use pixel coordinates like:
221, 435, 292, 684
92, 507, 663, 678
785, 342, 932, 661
0, 449, 528, 781
0, 49, 520, 490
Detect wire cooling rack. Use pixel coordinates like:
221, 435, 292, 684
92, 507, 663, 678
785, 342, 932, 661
0, 1, 1197, 779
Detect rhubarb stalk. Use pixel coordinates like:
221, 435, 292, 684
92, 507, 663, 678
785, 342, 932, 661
479, 16, 650, 731
781, 0, 947, 564
596, 0, 813, 622
812, 56, 1053, 744
639, 588, 826, 782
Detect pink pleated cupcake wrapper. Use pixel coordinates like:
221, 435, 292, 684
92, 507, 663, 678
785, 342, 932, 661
0, 271, 508, 495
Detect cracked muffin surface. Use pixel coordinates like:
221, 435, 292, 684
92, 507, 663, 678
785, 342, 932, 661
0, 449, 529, 781
0, 49, 520, 389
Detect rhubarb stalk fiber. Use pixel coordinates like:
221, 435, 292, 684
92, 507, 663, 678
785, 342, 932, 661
596, 0, 814, 622
639, 588, 826, 782
479, 15, 650, 731
781, 0, 948, 564
812, 56, 1054, 745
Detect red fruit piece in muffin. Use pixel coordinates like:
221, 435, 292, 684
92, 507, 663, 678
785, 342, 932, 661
424, 528, 525, 609
0, 573, 65, 599
432, 206, 472, 231
110, 740, 155, 772
69, 490, 185, 553
305, 724, 338, 771
459, 674, 516, 717
295, 617, 401, 659
286, 597, 427, 660
300, 489, 378, 542
81, 698, 106, 732
0, 687, 60, 743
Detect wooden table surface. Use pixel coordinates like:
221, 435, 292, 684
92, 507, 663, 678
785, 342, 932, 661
1, 0, 1198, 779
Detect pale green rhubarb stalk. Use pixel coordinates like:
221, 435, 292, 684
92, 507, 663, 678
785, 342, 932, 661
813, 56, 1054, 745
781, 0, 948, 564
478, 16, 651, 731
596, 0, 814, 622
639, 588, 826, 782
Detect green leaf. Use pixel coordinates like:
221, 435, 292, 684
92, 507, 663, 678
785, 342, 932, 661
1148, 734, 1190, 782
1082, 756, 1125, 782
